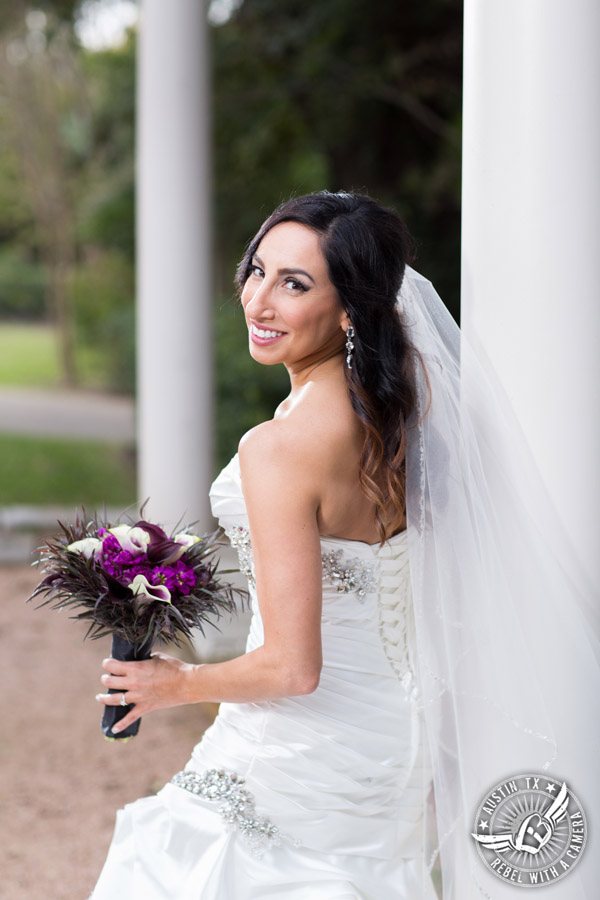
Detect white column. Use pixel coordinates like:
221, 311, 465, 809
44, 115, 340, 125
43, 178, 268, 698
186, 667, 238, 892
461, 0, 600, 584
136, 0, 213, 530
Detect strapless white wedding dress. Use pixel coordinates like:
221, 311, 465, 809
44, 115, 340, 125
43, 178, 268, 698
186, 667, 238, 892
91, 455, 437, 899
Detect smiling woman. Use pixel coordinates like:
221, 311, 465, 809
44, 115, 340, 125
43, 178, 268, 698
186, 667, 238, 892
89, 190, 597, 900
235, 197, 420, 545
240, 222, 349, 369
91, 192, 437, 899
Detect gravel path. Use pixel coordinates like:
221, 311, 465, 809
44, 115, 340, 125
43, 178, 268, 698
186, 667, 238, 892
0, 565, 217, 900
0, 386, 135, 441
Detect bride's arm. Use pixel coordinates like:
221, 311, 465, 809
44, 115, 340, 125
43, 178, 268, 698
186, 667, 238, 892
97, 423, 325, 732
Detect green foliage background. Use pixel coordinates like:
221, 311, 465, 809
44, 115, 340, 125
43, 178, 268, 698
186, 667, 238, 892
0, 0, 462, 473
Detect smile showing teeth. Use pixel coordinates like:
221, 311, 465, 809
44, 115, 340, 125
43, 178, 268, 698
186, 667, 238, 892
251, 325, 285, 339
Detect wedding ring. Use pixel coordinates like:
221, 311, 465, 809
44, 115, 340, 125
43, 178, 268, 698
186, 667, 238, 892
120, 693, 128, 707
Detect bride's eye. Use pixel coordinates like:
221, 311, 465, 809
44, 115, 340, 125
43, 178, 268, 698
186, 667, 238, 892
283, 277, 309, 294
248, 264, 264, 279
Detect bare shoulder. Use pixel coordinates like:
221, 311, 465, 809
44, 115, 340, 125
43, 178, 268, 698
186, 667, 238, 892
239, 390, 358, 491
239, 419, 295, 463
238, 419, 319, 497
237, 387, 364, 561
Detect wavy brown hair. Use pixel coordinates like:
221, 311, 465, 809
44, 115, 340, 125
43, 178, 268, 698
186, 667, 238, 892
235, 191, 427, 544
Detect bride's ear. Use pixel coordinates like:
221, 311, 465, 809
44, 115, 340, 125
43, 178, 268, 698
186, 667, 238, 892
340, 311, 351, 332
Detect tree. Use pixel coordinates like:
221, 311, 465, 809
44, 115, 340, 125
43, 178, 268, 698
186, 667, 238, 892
0, 9, 91, 385
0, 0, 462, 450
0, 7, 136, 391
212, 0, 463, 317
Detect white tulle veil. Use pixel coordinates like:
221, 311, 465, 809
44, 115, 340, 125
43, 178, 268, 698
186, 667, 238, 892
398, 266, 599, 898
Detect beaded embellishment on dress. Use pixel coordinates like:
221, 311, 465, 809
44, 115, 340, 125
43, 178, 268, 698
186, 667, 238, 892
171, 768, 300, 857
321, 548, 376, 601
225, 525, 376, 600
225, 526, 256, 588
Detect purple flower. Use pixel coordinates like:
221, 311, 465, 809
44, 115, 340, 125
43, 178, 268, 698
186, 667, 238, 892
151, 561, 196, 595
113, 549, 139, 567
101, 534, 122, 554
27, 505, 241, 657
175, 561, 198, 592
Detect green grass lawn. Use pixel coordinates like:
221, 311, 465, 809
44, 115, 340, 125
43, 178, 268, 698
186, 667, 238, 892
0, 322, 62, 387
0, 321, 111, 389
0, 323, 137, 508
0, 434, 137, 507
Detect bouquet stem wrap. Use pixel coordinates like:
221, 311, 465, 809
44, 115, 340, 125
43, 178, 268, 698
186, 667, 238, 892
101, 634, 153, 740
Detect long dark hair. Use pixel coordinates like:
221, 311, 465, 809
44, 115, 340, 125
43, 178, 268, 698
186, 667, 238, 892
235, 191, 425, 543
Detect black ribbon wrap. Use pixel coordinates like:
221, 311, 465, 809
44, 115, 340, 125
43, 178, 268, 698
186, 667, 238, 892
101, 634, 153, 740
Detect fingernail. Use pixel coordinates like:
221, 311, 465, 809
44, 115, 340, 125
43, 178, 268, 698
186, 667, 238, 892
95, 694, 103, 702
111, 723, 122, 734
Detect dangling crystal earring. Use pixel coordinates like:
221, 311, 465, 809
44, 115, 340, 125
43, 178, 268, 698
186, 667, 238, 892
345, 324, 355, 369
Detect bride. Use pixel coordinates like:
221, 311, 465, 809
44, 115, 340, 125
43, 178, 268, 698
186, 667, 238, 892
92, 192, 597, 898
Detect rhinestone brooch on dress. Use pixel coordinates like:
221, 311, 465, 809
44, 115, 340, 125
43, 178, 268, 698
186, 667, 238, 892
224, 526, 256, 588
321, 549, 377, 601
171, 768, 299, 857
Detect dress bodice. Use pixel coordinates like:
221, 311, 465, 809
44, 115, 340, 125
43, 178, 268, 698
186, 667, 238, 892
210, 453, 417, 690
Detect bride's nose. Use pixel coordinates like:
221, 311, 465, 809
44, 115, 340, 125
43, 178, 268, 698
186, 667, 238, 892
244, 282, 276, 320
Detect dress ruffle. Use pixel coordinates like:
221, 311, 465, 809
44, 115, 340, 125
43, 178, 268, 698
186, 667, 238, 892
92, 786, 438, 900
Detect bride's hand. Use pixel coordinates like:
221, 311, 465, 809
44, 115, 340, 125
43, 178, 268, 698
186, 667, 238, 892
96, 653, 196, 733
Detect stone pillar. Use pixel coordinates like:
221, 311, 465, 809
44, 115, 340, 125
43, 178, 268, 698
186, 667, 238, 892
461, 0, 600, 584
136, 0, 213, 530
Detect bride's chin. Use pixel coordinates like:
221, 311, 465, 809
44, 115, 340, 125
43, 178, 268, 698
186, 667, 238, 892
248, 345, 285, 366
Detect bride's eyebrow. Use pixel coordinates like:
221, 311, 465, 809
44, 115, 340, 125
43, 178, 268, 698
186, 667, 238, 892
253, 253, 316, 285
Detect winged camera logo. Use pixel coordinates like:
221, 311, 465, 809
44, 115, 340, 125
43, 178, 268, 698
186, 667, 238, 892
471, 773, 587, 886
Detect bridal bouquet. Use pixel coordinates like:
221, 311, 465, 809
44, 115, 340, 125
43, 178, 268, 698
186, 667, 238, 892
28, 509, 244, 740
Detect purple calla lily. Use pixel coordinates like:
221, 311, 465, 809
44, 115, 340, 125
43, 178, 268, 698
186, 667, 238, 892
133, 520, 169, 543
134, 520, 187, 565
101, 568, 134, 601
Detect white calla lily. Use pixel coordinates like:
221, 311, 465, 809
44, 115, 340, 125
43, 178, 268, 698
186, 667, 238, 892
67, 537, 103, 559
108, 525, 151, 555
173, 532, 201, 547
128, 574, 172, 605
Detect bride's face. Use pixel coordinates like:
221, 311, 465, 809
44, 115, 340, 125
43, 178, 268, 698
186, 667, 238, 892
240, 221, 349, 371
